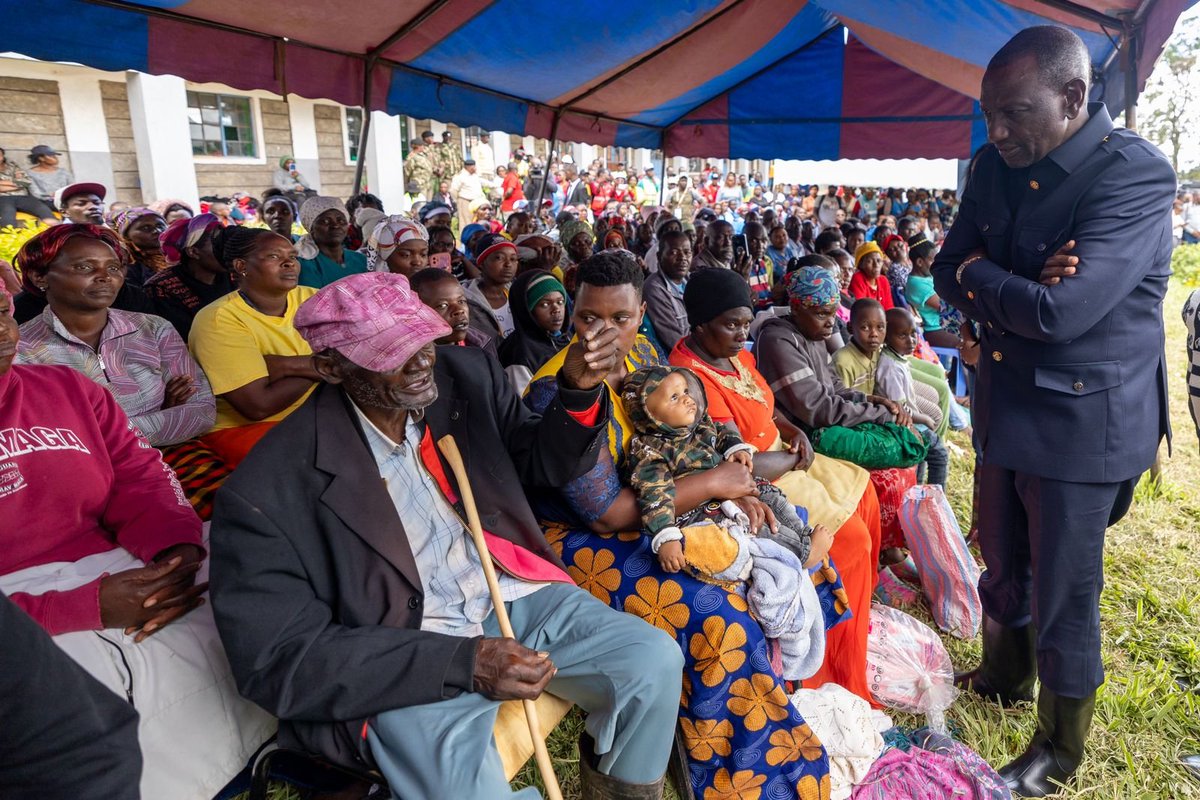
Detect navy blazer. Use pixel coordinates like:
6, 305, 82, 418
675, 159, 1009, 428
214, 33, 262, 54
933, 104, 1174, 483
208, 346, 607, 769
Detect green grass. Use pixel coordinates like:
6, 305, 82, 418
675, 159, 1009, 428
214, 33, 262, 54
909, 276, 1200, 800
259, 267, 1200, 800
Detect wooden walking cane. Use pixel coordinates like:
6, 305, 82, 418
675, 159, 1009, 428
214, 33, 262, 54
436, 434, 565, 800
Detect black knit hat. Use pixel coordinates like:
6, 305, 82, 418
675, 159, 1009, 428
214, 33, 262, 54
684, 268, 753, 329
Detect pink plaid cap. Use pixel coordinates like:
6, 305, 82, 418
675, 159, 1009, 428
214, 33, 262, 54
294, 272, 451, 372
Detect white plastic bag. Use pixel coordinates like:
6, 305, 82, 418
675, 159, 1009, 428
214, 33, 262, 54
865, 603, 957, 732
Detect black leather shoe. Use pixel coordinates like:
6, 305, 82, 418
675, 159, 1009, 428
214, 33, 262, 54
999, 689, 1095, 798
954, 617, 1036, 707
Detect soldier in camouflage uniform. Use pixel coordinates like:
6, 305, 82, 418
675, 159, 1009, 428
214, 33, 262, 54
418, 130, 441, 188
438, 131, 464, 182
403, 139, 437, 199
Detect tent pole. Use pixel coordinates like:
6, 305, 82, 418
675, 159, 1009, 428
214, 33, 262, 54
1121, 26, 1139, 132
351, 110, 372, 196
535, 112, 562, 220
352, 59, 376, 196
658, 134, 669, 208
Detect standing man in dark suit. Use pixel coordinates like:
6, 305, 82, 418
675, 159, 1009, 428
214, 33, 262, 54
209, 272, 683, 799
933, 26, 1174, 797
563, 164, 592, 210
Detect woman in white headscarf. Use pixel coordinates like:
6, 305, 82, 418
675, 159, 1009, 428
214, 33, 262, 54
295, 196, 368, 288
363, 216, 430, 278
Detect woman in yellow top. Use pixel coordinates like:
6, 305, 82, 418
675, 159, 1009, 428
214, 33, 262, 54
188, 227, 319, 467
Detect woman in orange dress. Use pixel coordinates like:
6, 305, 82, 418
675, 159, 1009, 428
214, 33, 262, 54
669, 268, 881, 703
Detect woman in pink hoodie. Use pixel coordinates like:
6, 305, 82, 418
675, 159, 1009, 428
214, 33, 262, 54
0, 280, 273, 799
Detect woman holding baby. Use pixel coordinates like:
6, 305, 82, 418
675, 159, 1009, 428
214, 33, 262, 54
526, 252, 881, 800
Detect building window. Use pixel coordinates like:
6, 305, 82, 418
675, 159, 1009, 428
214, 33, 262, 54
344, 107, 363, 164
187, 92, 257, 158
462, 126, 486, 152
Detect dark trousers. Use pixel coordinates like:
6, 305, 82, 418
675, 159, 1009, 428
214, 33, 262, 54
976, 464, 1135, 698
0, 194, 55, 227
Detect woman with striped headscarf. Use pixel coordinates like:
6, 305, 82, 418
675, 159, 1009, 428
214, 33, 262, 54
363, 215, 429, 277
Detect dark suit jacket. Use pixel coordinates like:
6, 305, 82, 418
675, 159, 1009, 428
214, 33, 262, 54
565, 179, 591, 208
933, 104, 1174, 484
208, 346, 607, 769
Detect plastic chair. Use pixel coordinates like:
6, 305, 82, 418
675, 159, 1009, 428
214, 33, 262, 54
931, 346, 966, 395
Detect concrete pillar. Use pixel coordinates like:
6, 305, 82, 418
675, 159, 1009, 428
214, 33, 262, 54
56, 76, 117, 200
490, 130, 508, 169
364, 110, 405, 213
286, 95, 322, 192
125, 72, 199, 208
579, 143, 597, 170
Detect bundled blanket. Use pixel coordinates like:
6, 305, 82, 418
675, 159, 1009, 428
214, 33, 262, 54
682, 517, 825, 680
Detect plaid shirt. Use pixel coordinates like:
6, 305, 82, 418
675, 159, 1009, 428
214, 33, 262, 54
350, 401, 543, 637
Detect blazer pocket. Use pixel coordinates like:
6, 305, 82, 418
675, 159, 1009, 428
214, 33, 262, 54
977, 213, 1009, 263
1015, 225, 1067, 265
1034, 361, 1121, 396
1031, 361, 1120, 457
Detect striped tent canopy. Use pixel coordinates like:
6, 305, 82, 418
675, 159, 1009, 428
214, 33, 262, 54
8, 0, 1196, 161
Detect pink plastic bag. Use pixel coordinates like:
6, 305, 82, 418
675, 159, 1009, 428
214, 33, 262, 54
899, 485, 982, 639
866, 604, 957, 732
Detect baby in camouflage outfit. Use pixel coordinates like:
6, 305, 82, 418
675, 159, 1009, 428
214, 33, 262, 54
621, 365, 832, 576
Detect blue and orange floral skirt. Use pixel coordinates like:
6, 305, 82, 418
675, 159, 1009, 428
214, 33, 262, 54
543, 522, 853, 800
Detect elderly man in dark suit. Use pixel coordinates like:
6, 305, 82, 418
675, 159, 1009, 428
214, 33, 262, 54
208, 272, 682, 799
933, 26, 1174, 797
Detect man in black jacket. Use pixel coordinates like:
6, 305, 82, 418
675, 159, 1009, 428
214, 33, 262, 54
209, 272, 682, 799
933, 26, 1174, 797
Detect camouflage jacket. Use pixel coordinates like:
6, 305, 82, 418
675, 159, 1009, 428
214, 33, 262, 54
622, 366, 748, 535
404, 151, 437, 197
435, 141, 463, 180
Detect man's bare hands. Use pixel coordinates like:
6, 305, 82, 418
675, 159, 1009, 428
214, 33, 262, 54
1038, 240, 1078, 286
473, 638, 555, 701
560, 324, 621, 391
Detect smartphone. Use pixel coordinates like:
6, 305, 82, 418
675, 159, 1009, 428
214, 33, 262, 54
430, 252, 452, 271
732, 233, 748, 263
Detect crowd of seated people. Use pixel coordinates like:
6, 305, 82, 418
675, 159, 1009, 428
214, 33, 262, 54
0, 165, 971, 800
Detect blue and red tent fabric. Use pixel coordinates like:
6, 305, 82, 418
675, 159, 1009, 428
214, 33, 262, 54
6, 0, 1195, 160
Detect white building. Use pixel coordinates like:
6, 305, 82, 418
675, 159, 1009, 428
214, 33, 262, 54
0, 54, 775, 214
